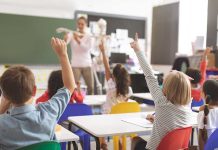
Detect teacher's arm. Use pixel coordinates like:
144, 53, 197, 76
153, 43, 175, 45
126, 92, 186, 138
74, 34, 92, 51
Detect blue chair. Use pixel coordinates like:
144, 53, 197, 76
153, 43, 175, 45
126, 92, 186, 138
58, 103, 93, 150
205, 128, 218, 150
191, 99, 204, 109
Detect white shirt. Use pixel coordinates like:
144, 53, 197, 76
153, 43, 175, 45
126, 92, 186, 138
68, 33, 92, 67
198, 107, 218, 137
102, 78, 133, 114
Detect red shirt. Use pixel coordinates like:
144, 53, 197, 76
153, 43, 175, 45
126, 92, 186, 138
36, 90, 84, 104
191, 60, 206, 101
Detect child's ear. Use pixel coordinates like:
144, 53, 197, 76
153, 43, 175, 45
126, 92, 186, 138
32, 85, 37, 97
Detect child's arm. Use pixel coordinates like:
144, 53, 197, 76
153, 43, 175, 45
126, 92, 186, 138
99, 40, 111, 81
37, 38, 76, 120
51, 38, 76, 93
130, 33, 165, 103
200, 47, 211, 85
0, 97, 11, 114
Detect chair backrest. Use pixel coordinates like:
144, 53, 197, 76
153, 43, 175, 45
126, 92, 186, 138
205, 128, 218, 150
157, 126, 192, 150
58, 103, 92, 123
17, 141, 60, 150
110, 102, 141, 114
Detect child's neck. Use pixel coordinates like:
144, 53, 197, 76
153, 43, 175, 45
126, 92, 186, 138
12, 98, 34, 107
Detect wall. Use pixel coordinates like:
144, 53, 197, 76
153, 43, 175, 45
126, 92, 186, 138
0, 0, 180, 63
151, 2, 179, 65
0, 13, 75, 64
207, 0, 218, 48
178, 0, 208, 55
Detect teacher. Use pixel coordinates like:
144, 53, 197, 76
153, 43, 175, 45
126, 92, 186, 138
64, 16, 94, 95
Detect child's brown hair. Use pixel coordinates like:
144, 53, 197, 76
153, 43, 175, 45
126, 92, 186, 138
112, 64, 130, 97
0, 66, 35, 105
201, 80, 218, 142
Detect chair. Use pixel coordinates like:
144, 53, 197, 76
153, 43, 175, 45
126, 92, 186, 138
205, 128, 218, 150
110, 102, 141, 150
157, 126, 192, 150
58, 103, 93, 150
17, 141, 61, 150
191, 99, 204, 109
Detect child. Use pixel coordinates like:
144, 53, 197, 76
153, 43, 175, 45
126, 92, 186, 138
130, 33, 194, 150
98, 41, 132, 149
186, 48, 211, 107
198, 80, 218, 150
0, 38, 76, 150
99, 41, 132, 114
36, 70, 83, 104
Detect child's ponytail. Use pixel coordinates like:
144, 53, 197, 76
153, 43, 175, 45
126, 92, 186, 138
202, 95, 211, 142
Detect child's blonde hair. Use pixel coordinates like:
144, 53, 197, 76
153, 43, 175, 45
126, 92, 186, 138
162, 71, 191, 105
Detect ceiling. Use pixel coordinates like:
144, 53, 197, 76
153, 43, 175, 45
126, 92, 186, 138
0, 0, 179, 19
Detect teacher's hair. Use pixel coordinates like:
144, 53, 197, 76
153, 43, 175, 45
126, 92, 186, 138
77, 16, 88, 24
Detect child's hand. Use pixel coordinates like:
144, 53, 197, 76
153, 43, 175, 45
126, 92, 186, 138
130, 33, 141, 52
204, 47, 212, 56
203, 47, 212, 60
99, 40, 105, 53
146, 114, 155, 123
51, 37, 67, 58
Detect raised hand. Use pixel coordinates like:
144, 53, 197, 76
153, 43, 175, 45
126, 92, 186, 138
51, 37, 67, 58
99, 40, 105, 53
203, 47, 212, 60
130, 33, 141, 52
51, 37, 75, 93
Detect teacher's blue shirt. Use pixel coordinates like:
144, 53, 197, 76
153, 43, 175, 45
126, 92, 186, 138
0, 88, 71, 150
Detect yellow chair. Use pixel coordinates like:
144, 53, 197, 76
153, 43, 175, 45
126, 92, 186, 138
110, 102, 141, 150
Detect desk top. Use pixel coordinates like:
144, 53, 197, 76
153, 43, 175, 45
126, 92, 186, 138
68, 112, 198, 138
84, 93, 154, 106
83, 95, 106, 106
69, 112, 153, 137
56, 126, 79, 143
131, 93, 153, 100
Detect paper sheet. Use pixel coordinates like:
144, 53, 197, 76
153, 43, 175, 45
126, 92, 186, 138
122, 117, 153, 128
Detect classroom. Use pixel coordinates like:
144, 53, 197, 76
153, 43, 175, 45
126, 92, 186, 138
0, 0, 218, 150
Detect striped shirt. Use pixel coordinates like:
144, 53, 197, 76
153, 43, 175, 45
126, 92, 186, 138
135, 51, 193, 150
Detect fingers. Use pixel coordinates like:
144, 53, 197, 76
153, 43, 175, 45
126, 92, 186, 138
56, 38, 61, 46
135, 33, 138, 41
51, 37, 57, 48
